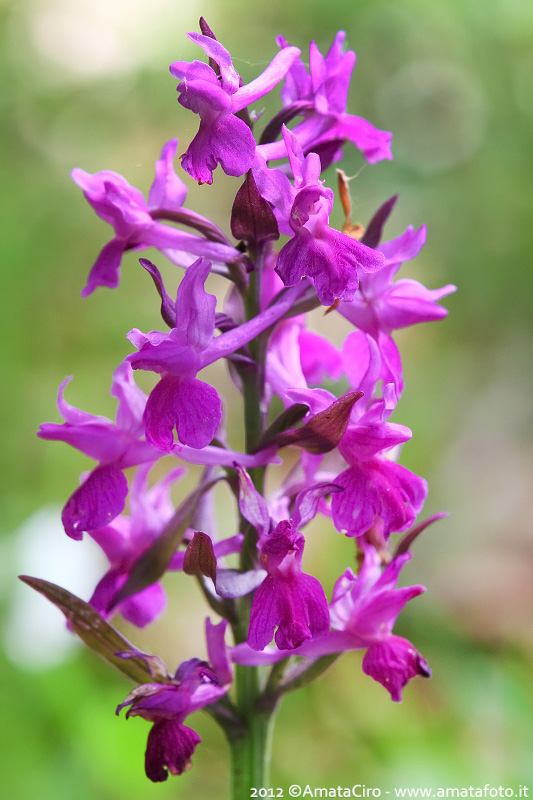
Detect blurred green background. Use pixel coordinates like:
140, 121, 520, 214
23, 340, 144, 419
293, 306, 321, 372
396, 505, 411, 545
1, 0, 532, 797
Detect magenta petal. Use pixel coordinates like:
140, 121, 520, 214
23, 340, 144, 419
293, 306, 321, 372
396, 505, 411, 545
274, 573, 330, 650
82, 237, 125, 297
90, 566, 168, 628
62, 464, 128, 539
342, 330, 381, 400
54, 376, 94, 425
175, 257, 216, 349
210, 113, 257, 178
237, 465, 271, 539
248, 572, 330, 652
205, 618, 233, 686
248, 577, 278, 651
144, 375, 222, 452
299, 329, 343, 384
88, 568, 125, 618
276, 226, 384, 306
142, 376, 185, 452
352, 585, 425, 639
186, 33, 240, 92
233, 45, 301, 110
181, 117, 219, 185
174, 377, 222, 449
292, 482, 343, 528
120, 582, 167, 628
362, 635, 431, 702
89, 519, 130, 563
148, 139, 188, 211
340, 420, 412, 462
337, 114, 393, 164
110, 361, 147, 436
38, 418, 124, 463
231, 641, 285, 666
145, 720, 201, 781
379, 224, 426, 269
331, 458, 427, 538
278, 38, 310, 106
380, 279, 457, 330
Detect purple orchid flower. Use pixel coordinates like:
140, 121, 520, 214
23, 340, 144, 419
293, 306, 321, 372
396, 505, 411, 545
327, 545, 431, 700
258, 32, 392, 169
249, 520, 330, 651
233, 544, 430, 702
284, 378, 427, 539
169, 33, 301, 184
260, 257, 343, 403
127, 256, 222, 451
331, 452, 428, 541
255, 126, 385, 305
342, 328, 404, 407
72, 139, 239, 296
38, 362, 159, 539
117, 618, 232, 781
338, 223, 456, 336
87, 463, 185, 627
266, 316, 343, 407
38, 355, 279, 539
238, 467, 330, 651
127, 256, 309, 452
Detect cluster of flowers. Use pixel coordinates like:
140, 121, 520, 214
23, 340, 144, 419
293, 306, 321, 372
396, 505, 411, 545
39, 20, 454, 783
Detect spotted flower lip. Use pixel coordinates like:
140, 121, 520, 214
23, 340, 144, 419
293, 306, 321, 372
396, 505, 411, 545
248, 519, 330, 651
170, 33, 301, 184
71, 139, 239, 296
237, 468, 330, 651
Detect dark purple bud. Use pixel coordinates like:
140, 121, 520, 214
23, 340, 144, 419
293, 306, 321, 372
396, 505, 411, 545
361, 195, 399, 249
230, 170, 279, 245
199, 17, 217, 39
183, 531, 217, 584
198, 18, 221, 78
275, 390, 363, 454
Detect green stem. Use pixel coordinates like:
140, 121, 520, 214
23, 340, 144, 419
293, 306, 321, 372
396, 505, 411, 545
228, 240, 278, 797
228, 692, 277, 795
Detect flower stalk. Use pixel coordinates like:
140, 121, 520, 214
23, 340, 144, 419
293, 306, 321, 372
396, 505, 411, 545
26, 16, 455, 792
